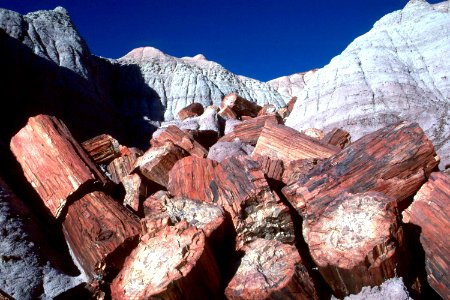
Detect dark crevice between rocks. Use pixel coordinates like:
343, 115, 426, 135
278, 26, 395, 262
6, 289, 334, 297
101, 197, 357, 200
275, 190, 334, 300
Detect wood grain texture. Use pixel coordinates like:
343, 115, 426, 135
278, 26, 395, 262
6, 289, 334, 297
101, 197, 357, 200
403, 172, 450, 299
81, 134, 121, 164
110, 222, 221, 300
122, 173, 146, 213
176, 102, 204, 120
10, 114, 108, 218
321, 128, 351, 149
225, 238, 318, 300
221, 93, 262, 118
62, 191, 140, 281
218, 115, 280, 145
282, 121, 439, 221
253, 122, 339, 166
106, 147, 143, 184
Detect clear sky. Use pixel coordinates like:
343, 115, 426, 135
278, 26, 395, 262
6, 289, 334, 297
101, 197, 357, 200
1, 0, 444, 81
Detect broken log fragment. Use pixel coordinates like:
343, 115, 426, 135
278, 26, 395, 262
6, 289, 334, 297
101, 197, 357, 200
177, 102, 204, 120
81, 134, 121, 164
221, 93, 262, 118
225, 238, 318, 300
213, 155, 294, 248
62, 191, 141, 281
218, 105, 238, 120
133, 141, 188, 188
253, 155, 284, 183
168, 156, 218, 203
218, 114, 280, 145
10, 114, 109, 218
150, 125, 208, 158
301, 128, 325, 140
304, 192, 406, 298
403, 172, 450, 299
281, 158, 322, 185
208, 140, 254, 163
321, 128, 351, 149
282, 121, 439, 217
110, 222, 221, 300
253, 122, 339, 166
122, 173, 147, 213
106, 147, 143, 184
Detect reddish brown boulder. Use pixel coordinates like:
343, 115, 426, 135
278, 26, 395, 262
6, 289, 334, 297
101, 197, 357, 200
221, 93, 262, 117
110, 222, 221, 300
150, 125, 208, 158
321, 128, 351, 149
282, 121, 439, 217
225, 239, 318, 300
62, 191, 141, 280
218, 105, 238, 120
176, 102, 204, 120
403, 172, 450, 299
253, 155, 284, 183
81, 134, 121, 164
253, 122, 339, 166
281, 158, 322, 185
133, 141, 188, 188
304, 192, 406, 298
167, 156, 218, 203
107, 147, 143, 184
10, 114, 108, 218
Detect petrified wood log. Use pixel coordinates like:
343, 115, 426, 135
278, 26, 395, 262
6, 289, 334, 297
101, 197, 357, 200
304, 192, 406, 298
253, 155, 284, 183
213, 155, 294, 248
10, 114, 108, 218
402, 172, 450, 299
122, 173, 147, 213
225, 238, 318, 300
81, 134, 121, 164
62, 191, 140, 281
218, 115, 280, 145
321, 128, 351, 149
177, 102, 204, 120
219, 105, 238, 120
185, 129, 219, 150
133, 141, 188, 188
221, 93, 262, 118
208, 140, 254, 163
110, 222, 221, 300
281, 158, 322, 185
287, 96, 297, 113
167, 156, 218, 203
106, 147, 143, 184
150, 125, 208, 158
253, 122, 339, 166
282, 121, 439, 217
301, 128, 325, 140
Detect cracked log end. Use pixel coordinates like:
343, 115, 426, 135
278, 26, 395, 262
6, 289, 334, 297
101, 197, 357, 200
111, 221, 221, 300
225, 238, 318, 300
305, 191, 404, 298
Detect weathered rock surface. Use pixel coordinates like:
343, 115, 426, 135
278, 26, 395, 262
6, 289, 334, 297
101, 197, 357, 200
283, 1, 450, 168
208, 140, 254, 163
267, 70, 318, 99
331, 277, 412, 300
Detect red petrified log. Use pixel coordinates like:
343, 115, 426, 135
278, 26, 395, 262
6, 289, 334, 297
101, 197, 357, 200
282, 121, 439, 217
403, 172, 450, 299
132, 141, 188, 188
321, 128, 351, 149
62, 191, 141, 280
219, 115, 280, 145
218, 105, 238, 120
177, 102, 204, 120
122, 173, 147, 213
281, 158, 322, 185
225, 239, 318, 300
221, 93, 262, 118
213, 155, 294, 248
10, 114, 108, 218
150, 125, 208, 158
167, 156, 218, 203
304, 192, 406, 298
253, 155, 284, 183
110, 222, 221, 300
107, 147, 143, 184
81, 134, 121, 164
253, 122, 339, 166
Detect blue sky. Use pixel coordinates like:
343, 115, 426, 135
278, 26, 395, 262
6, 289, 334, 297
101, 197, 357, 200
1, 0, 444, 81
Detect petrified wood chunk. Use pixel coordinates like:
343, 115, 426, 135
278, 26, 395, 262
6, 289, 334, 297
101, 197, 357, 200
106, 147, 143, 184
403, 172, 450, 299
253, 122, 339, 166
185, 129, 219, 150
133, 141, 188, 187
282, 121, 439, 216
81, 134, 121, 164
219, 105, 238, 120
62, 191, 140, 281
10, 114, 108, 218
321, 128, 351, 149
208, 140, 254, 163
110, 222, 221, 300
122, 173, 146, 213
213, 155, 294, 248
225, 119, 242, 135
150, 125, 208, 158
177, 102, 204, 120
304, 192, 405, 298
286, 96, 297, 113
281, 158, 322, 185
301, 128, 325, 140
256, 103, 277, 116
225, 238, 318, 300
219, 115, 280, 145
221, 93, 262, 118
253, 155, 284, 183
167, 156, 218, 203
